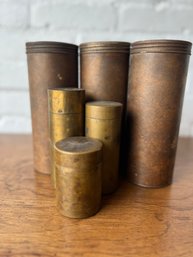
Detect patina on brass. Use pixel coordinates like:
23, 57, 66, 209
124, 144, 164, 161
54, 136, 103, 219
86, 101, 122, 194
26, 41, 78, 174
80, 41, 130, 175
48, 88, 85, 188
127, 39, 192, 188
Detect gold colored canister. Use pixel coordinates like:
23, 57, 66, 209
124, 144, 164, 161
48, 88, 85, 187
86, 101, 122, 194
54, 137, 103, 219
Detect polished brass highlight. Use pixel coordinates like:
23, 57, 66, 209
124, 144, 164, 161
80, 41, 130, 174
48, 88, 85, 187
26, 41, 78, 174
127, 39, 192, 188
54, 136, 103, 219
86, 101, 122, 194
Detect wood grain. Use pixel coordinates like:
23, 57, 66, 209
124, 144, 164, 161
0, 135, 193, 257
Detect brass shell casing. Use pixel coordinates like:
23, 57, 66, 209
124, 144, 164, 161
48, 88, 85, 187
54, 137, 103, 219
26, 41, 78, 174
127, 39, 192, 188
86, 101, 122, 194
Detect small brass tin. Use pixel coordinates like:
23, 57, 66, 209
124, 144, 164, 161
86, 101, 122, 194
48, 88, 85, 188
127, 39, 192, 188
26, 41, 78, 174
54, 137, 103, 219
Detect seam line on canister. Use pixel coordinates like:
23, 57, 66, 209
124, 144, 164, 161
131, 50, 191, 55
86, 116, 119, 121
49, 112, 82, 115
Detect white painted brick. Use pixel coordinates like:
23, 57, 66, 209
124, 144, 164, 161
186, 58, 193, 95
31, 3, 117, 30
0, 61, 28, 90
0, 29, 76, 62
0, 0, 29, 28
0, 91, 30, 116
180, 96, 193, 136
77, 31, 191, 44
0, 115, 31, 133
119, 5, 193, 33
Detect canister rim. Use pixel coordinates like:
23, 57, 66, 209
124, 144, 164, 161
86, 101, 122, 120
26, 41, 78, 54
55, 137, 103, 155
86, 101, 122, 108
131, 39, 192, 55
48, 87, 84, 92
80, 41, 130, 53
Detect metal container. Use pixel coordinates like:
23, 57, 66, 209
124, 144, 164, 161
26, 41, 78, 174
54, 136, 103, 219
48, 88, 85, 187
80, 41, 130, 173
127, 39, 192, 188
86, 101, 122, 194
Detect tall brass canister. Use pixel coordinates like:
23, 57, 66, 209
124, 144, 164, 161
55, 137, 103, 219
86, 101, 122, 194
80, 41, 130, 173
26, 41, 78, 174
48, 88, 85, 187
127, 39, 192, 188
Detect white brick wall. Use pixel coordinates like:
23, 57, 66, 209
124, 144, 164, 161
0, 0, 193, 136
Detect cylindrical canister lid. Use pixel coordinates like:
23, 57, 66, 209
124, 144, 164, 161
86, 101, 122, 120
131, 39, 192, 55
80, 41, 130, 54
48, 88, 85, 114
26, 41, 78, 54
55, 137, 103, 168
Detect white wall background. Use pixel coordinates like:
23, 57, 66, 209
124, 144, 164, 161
0, 0, 193, 136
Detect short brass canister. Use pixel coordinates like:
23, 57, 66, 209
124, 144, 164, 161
86, 101, 122, 194
48, 88, 85, 188
127, 39, 192, 188
26, 41, 78, 174
54, 137, 103, 219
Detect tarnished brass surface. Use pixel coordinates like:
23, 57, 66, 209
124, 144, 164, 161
48, 88, 85, 187
86, 101, 122, 194
26, 41, 78, 174
54, 137, 103, 219
80, 41, 130, 174
127, 39, 192, 188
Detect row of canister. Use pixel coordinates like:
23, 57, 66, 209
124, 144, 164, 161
49, 87, 122, 218
26, 40, 192, 191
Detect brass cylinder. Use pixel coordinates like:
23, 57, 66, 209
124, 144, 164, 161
48, 88, 85, 188
80, 41, 130, 174
26, 41, 78, 174
127, 39, 192, 188
86, 101, 122, 194
54, 136, 103, 219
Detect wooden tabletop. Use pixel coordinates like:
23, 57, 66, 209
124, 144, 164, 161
0, 135, 193, 257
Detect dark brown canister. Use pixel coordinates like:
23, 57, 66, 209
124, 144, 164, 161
80, 41, 130, 173
48, 88, 85, 188
127, 39, 192, 188
54, 137, 103, 219
86, 101, 122, 194
26, 41, 78, 174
